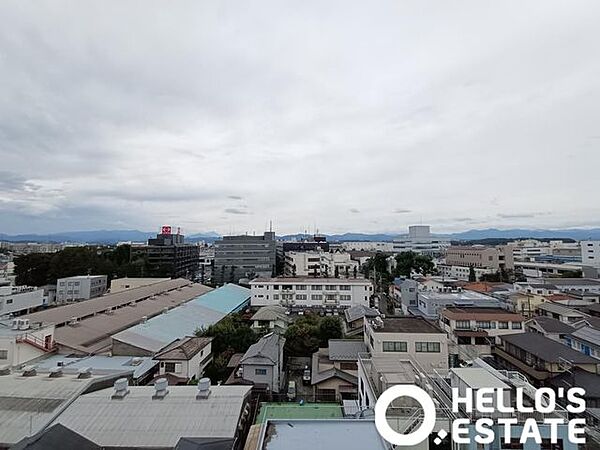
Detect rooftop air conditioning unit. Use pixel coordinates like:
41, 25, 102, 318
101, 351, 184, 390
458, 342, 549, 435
77, 367, 92, 379
49, 367, 63, 378
112, 378, 129, 399
68, 317, 79, 326
153, 378, 169, 400
18, 319, 30, 331
196, 377, 211, 399
22, 366, 37, 377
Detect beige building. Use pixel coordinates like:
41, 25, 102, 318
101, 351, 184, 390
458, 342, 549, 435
445, 245, 514, 271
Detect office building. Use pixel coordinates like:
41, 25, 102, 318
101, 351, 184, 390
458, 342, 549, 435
283, 250, 358, 277
391, 225, 449, 256
582, 240, 600, 268
56, 275, 108, 303
445, 244, 514, 270
0, 285, 44, 315
214, 231, 276, 284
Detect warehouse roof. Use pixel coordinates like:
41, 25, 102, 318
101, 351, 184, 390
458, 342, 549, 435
111, 284, 250, 354
51, 385, 252, 448
51, 283, 212, 353
34, 354, 157, 380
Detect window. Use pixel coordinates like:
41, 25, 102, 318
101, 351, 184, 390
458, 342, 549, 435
312, 285, 322, 290
455, 320, 470, 330
339, 285, 351, 291
296, 294, 307, 300
340, 295, 351, 301
311, 294, 323, 300
476, 321, 495, 329
0, 350, 7, 360
383, 341, 407, 352
6, 299, 13, 304
255, 368, 267, 375
415, 342, 441, 353
273, 285, 279, 290
498, 321, 509, 329
273, 294, 279, 300
164, 362, 176, 372
340, 361, 357, 370
512, 322, 522, 329
325, 285, 337, 291
296, 285, 307, 290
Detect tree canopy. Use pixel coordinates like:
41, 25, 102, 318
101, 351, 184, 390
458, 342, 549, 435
284, 315, 342, 356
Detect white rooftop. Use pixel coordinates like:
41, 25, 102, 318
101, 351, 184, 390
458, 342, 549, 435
450, 367, 509, 390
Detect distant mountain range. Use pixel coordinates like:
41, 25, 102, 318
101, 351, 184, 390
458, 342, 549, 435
1, 227, 600, 244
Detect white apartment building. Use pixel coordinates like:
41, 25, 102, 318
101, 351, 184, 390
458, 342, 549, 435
56, 275, 108, 303
582, 240, 600, 268
0, 286, 44, 316
364, 316, 449, 373
249, 277, 373, 309
0, 318, 56, 367
437, 264, 496, 281
284, 251, 359, 277
392, 225, 449, 256
340, 241, 394, 252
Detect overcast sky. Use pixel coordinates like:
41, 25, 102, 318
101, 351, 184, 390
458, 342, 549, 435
1, 1, 599, 236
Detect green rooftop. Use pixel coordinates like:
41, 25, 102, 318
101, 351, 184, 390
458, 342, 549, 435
254, 402, 344, 424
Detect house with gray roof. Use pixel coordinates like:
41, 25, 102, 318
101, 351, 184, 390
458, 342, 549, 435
153, 336, 213, 384
343, 304, 380, 336
525, 316, 575, 342
566, 323, 600, 360
250, 306, 291, 333
238, 332, 285, 393
311, 339, 367, 401
536, 301, 589, 324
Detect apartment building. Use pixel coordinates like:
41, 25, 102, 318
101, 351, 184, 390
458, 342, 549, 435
340, 241, 394, 252
415, 290, 500, 318
0, 285, 44, 315
283, 250, 358, 277
364, 316, 449, 373
214, 231, 276, 284
56, 275, 107, 303
249, 277, 373, 310
582, 240, 600, 268
391, 225, 449, 256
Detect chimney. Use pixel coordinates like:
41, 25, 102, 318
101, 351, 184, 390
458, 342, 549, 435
112, 378, 130, 399
22, 366, 37, 377
153, 378, 169, 399
196, 377, 211, 399
49, 367, 63, 378
77, 367, 92, 379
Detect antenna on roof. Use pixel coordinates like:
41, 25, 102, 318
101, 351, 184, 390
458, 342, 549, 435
269, 220, 273, 232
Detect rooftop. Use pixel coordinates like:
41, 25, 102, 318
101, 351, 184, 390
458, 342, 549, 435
33, 354, 157, 380
344, 304, 380, 323
51, 385, 252, 448
240, 333, 283, 366
537, 302, 588, 317
371, 316, 444, 334
327, 339, 367, 361
251, 277, 371, 285
154, 336, 213, 361
111, 284, 249, 354
250, 305, 291, 323
571, 325, 600, 346
259, 420, 387, 450
254, 403, 343, 424
442, 307, 524, 321
450, 367, 509, 390
419, 290, 499, 302
540, 278, 600, 286
499, 332, 599, 364
526, 316, 575, 334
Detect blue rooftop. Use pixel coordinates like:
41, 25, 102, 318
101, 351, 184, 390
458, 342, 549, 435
112, 284, 250, 353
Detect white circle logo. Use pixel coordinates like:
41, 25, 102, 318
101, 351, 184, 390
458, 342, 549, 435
375, 385, 437, 446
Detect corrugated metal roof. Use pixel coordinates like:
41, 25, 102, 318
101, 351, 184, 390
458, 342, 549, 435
571, 326, 600, 346
33, 354, 157, 379
51, 385, 252, 448
111, 284, 250, 353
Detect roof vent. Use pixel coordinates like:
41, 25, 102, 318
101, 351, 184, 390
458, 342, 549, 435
112, 378, 130, 399
131, 357, 143, 366
141, 316, 148, 324
22, 365, 37, 377
196, 377, 211, 399
49, 367, 63, 378
153, 378, 169, 399
163, 307, 169, 314
68, 317, 79, 326
0, 365, 10, 376
77, 367, 92, 379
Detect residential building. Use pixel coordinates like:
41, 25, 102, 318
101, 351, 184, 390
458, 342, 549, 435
392, 277, 418, 312
49, 380, 253, 449
249, 277, 373, 310
391, 225, 449, 256
25, 279, 212, 354
109, 277, 170, 293
415, 290, 500, 318
582, 240, 600, 268
238, 332, 285, 393
539, 277, 600, 293
437, 264, 496, 281
343, 304, 380, 336
536, 301, 589, 323
0, 285, 44, 315
133, 227, 200, 279
526, 316, 575, 342
364, 316, 449, 373
494, 332, 600, 384
461, 281, 513, 295
214, 232, 276, 284
283, 250, 358, 277
514, 281, 560, 295
565, 323, 600, 359
250, 306, 291, 333
340, 241, 394, 252
153, 336, 213, 383
510, 239, 580, 261
56, 275, 107, 303
514, 260, 584, 278
444, 244, 514, 271
548, 367, 600, 408
112, 283, 249, 356
311, 339, 367, 401
439, 307, 525, 364
0, 241, 65, 254
0, 318, 56, 367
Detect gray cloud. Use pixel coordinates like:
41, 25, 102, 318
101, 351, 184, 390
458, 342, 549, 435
0, 1, 599, 235
349, 208, 360, 214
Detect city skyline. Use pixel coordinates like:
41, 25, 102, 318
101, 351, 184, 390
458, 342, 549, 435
1, 1, 600, 235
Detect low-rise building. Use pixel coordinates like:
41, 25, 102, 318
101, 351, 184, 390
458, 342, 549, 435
494, 332, 600, 384
238, 332, 285, 393
526, 316, 575, 342
343, 304, 380, 336
565, 323, 600, 360
284, 250, 358, 277
311, 339, 366, 402
364, 316, 449, 373
0, 285, 44, 315
0, 318, 56, 367
56, 275, 107, 303
153, 336, 213, 383
340, 241, 394, 252
250, 306, 291, 333
250, 277, 373, 310
445, 244, 514, 271
415, 290, 500, 318
536, 301, 589, 324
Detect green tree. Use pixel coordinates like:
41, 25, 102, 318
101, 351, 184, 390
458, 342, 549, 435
468, 265, 477, 282
393, 252, 434, 278
318, 316, 342, 346
14, 253, 53, 286
284, 315, 321, 356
